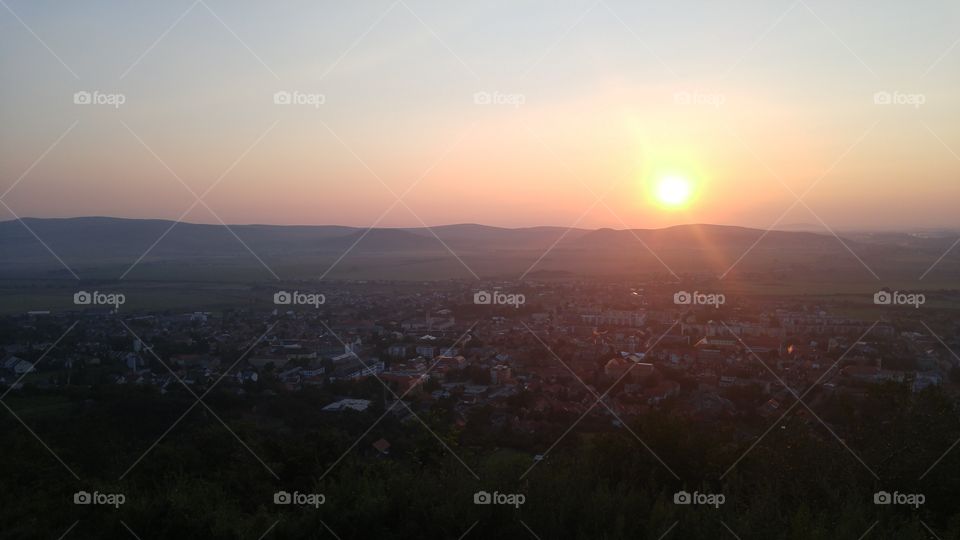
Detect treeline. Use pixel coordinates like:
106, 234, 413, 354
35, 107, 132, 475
0, 383, 958, 539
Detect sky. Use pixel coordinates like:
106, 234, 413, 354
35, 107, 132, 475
1, 0, 959, 230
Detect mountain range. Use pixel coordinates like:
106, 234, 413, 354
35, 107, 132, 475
1, 217, 956, 282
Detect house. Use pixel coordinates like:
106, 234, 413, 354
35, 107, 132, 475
757, 398, 781, 418
322, 398, 372, 412
603, 357, 656, 382
330, 358, 384, 381
278, 367, 302, 389
841, 365, 882, 382
462, 385, 488, 404
681, 390, 736, 421
387, 344, 408, 358
372, 438, 391, 455
248, 355, 292, 370
434, 355, 467, 371
490, 364, 512, 385
385, 400, 414, 421
381, 373, 427, 394
719, 375, 738, 388
426, 314, 455, 331
13, 359, 35, 375
741, 337, 784, 356
301, 368, 326, 386
172, 354, 219, 369
123, 352, 141, 371
913, 372, 942, 392
581, 309, 647, 328
642, 380, 679, 405
415, 345, 436, 359
3, 356, 34, 375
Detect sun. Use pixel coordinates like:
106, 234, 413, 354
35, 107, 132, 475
654, 176, 694, 208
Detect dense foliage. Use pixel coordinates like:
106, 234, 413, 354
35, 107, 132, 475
1, 383, 958, 539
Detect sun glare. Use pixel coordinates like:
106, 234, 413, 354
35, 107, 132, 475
654, 176, 693, 208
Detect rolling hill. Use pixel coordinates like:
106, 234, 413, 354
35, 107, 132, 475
0, 217, 956, 283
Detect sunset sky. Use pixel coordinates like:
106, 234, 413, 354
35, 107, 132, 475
2, 0, 959, 230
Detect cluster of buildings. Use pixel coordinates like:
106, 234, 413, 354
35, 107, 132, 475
2, 280, 958, 438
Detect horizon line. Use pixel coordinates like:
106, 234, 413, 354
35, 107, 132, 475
3, 215, 960, 234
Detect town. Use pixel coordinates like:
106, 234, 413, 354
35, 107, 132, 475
5, 279, 957, 452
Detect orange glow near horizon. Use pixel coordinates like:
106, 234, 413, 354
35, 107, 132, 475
1, 2, 959, 231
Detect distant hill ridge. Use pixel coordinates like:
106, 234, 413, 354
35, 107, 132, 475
0, 216, 836, 255
1, 216, 953, 281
